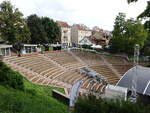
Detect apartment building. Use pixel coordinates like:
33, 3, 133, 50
57, 21, 71, 48
71, 24, 92, 46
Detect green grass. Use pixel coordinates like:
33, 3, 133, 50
0, 74, 68, 113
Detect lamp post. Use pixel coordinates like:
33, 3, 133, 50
131, 44, 140, 102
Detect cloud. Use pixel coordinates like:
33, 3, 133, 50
6, 0, 148, 30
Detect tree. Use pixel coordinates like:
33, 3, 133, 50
110, 13, 147, 54
75, 95, 150, 113
27, 14, 48, 44
13, 43, 24, 57
0, 1, 30, 44
127, 0, 138, 4
110, 13, 126, 53
136, 1, 150, 56
41, 17, 61, 43
125, 19, 147, 54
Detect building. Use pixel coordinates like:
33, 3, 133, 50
79, 31, 109, 49
0, 44, 12, 56
103, 30, 112, 39
21, 44, 38, 54
91, 32, 109, 46
79, 37, 93, 46
57, 21, 71, 48
71, 24, 92, 46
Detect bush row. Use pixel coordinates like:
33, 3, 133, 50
75, 95, 150, 113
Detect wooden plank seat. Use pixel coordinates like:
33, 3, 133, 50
100, 85, 106, 93
31, 76, 41, 83
21, 72, 36, 80
36, 78, 46, 84
90, 82, 99, 90
70, 50, 104, 66
90, 65, 120, 85
112, 65, 133, 76
27, 63, 53, 70
103, 55, 127, 65
40, 67, 60, 75
82, 78, 93, 89
32, 65, 53, 73
63, 62, 84, 68
58, 71, 76, 81
65, 73, 81, 84
61, 72, 78, 82
7, 56, 39, 62
48, 70, 64, 79
45, 51, 82, 68
68, 73, 85, 84
12, 56, 43, 63
42, 79, 50, 85
45, 69, 63, 79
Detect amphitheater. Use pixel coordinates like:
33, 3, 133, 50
3, 49, 133, 95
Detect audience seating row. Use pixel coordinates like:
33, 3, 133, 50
45, 51, 85, 69
71, 49, 104, 66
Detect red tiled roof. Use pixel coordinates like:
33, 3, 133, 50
57, 21, 70, 27
74, 24, 91, 31
87, 36, 107, 46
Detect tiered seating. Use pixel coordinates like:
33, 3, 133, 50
112, 64, 133, 76
103, 55, 127, 64
71, 49, 104, 66
5, 55, 64, 79
56, 69, 106, 92
45, 51, 84, 69
6, 63, 48, 84
5, 50, 132, 95
90, 65, 120, 85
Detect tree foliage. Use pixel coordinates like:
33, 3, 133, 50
127, 0, 138, 4
136, 1, 150, 56
110, 13, 147, 54
13, 42, 24, 56
27, 14, 48, 44
41, 17, 61, 43
75, 95, 150, 113
27, 15, 61, 44
0, 1, 31, 44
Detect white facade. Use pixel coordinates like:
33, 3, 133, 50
0, 45, 12, 56
60, 27, 71, 47
79, 37, 92, 45
78, 30, 92, 43
71, 25, 92, 46
21, 44, 37, 54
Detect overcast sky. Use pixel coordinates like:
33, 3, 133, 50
4, 0, 147, 31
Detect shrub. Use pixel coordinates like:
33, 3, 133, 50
0, 61, 24, 90
25, 89, 36, 95
75, 95, 150, 113
0, 93, 23, 112
82, 45, 92, 49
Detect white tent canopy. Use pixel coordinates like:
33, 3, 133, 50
91, 44, 102, 49
117, 65, 150, 96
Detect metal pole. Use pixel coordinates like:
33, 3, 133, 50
131, 44, 140, 102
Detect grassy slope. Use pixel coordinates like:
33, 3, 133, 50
0, 76, 68, 113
